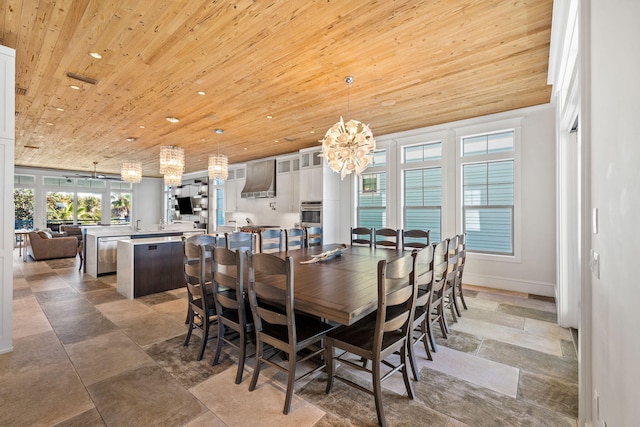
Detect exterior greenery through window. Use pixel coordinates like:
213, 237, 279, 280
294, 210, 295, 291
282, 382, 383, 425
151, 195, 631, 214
14, 188, 34, 229
357, 150, 386, 229
111, 193, 132, 224
461, 130, 515, 255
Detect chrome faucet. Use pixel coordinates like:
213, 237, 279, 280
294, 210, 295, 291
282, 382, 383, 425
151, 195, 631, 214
136, 220, 142, 231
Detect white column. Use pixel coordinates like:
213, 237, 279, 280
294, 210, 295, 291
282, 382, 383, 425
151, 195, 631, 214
0, 44, 16, 354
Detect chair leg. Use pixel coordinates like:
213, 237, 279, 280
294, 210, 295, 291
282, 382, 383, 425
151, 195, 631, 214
426, 318, 438, 352
419, 321, 433, 360
407, 333, 420, 382
197, 318, 209, 361
249, 340, 262, 392
401, 343, 415, 399
212, 322, 225, 366
459, 284, 468, 310
183, 310, 194, 347
282, 351, 297, 415
324, 341, 335, 394
452, 286, 463, 318
372, 359, 387, 427
235, 328, 247, 384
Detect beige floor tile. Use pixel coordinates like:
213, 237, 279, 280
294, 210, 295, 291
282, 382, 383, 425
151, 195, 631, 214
464, 296, 501, 311
65, 330, 154, 385
95, 298, 155, 324
461, 306, 526, 329
118, 312, 188, 347
476, 291, 557, 313
0, 361, 95, 426
183, 410, 228, 427
12, 277, 28, 290
154, 297, 187, 315
415, 345, 520, 398
524, 318, 573, 340
190, 366, 325, 427
451, 317, 563, 356
12, 295, 52, 339
28, 276, 70, 292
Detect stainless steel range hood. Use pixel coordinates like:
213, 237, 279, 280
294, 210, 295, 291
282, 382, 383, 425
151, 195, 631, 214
241, 159, 276, 198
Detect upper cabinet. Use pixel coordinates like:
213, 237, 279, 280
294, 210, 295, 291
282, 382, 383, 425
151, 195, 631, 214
276, 155, 300, 212
224, 167, 246, 213
299, 149, 323, 201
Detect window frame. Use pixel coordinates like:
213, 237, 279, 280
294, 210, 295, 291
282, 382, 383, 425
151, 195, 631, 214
456, 120, 522, 262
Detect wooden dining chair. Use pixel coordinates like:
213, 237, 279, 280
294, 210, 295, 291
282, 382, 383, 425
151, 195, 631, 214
325, 252, 417, 427
210, 246, 253, 384
259, 229, 283, 253
285, 228, 305, 251
350, 227, 373, 247
443, 235, 460, 327
406, 244, 435, 381
304, 226, 323, 247
225, 231, 255, 253
247, 252, 336, 414
453, 233, 468, 313
402, 229, 430, 250
374, 228, 400, 249
425, 239, 450, 353
182, 234, 217, 325
183, 241, 217, 361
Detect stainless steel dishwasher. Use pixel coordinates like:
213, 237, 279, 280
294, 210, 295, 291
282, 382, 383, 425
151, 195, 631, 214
97, 235, 129, 275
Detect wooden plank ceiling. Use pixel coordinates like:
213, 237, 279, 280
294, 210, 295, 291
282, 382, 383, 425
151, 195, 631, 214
1, 0, 553, 178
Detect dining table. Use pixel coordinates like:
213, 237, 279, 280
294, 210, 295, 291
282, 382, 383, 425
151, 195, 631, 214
255, 243, 411, 326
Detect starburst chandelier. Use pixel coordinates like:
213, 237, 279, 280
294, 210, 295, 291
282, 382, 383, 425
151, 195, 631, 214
320, 76, 376, 179
120, 161, 142, 183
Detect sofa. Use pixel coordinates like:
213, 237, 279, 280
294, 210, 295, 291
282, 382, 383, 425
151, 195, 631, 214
27, 230, 79, 261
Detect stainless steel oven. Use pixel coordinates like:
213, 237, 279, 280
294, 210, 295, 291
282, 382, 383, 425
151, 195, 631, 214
300, 201, 322, 227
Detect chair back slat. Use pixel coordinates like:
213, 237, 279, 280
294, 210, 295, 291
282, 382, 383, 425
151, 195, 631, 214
351, 227, 373, 247
285, 228, 305, 250
226, 231, 255, 252
374, 228, 400, 249
305, 226, 323, 247
260, 229, 283, 253
402, 229, 430, 250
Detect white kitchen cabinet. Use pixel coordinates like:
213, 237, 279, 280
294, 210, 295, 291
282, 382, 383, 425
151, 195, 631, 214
300, 165, 322, 201
299, 149, 323, 201
224, 167, 246, 212
276, 156, 300, 212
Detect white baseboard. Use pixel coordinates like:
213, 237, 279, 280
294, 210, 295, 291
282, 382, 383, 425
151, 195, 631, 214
463, 273, 556, 297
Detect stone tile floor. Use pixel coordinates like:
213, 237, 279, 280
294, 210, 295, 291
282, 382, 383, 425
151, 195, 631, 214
1, 253, 578, 426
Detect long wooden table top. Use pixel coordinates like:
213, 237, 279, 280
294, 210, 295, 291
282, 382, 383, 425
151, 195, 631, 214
256, 244, 411, 326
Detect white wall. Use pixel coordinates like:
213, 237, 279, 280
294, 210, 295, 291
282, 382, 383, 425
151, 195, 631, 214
588, 0, 640, 424
0, 45, 15, 354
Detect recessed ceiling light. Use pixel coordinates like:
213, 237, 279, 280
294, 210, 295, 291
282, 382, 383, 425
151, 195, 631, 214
46, 122, 54, 126
126, 137, 137, 142
70, 85, 80, 90
166, 116, 179, 123
89, 52, 102, 59
244, 147, 248, 150
266, 115, 273, 119
139, 125, 145, 129
310, 130, 315, 134
380, 99, 396, 107
197, 91, 206, 95
56, 107, 65, 111
214, 129, 224, 134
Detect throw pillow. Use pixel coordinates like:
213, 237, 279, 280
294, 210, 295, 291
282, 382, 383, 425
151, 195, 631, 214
38, 231, 52, 239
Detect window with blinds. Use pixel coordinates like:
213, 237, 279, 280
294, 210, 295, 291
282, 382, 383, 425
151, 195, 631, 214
403, 167, 441, 242
462, 160, 514, 255
357, 171, 387, 229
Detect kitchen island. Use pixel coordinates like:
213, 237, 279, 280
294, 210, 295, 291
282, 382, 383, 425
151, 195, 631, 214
117, 236, 187, 299
85, 225, 204, 278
